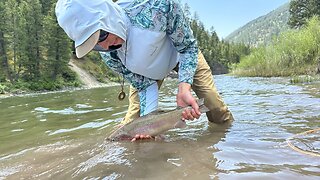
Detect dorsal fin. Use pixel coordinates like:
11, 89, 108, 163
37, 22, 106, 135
196, 98, 204, 106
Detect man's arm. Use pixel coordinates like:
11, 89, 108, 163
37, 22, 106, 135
166, 0, 201, 119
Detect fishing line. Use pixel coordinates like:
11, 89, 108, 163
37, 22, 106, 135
286, 128, 320, 157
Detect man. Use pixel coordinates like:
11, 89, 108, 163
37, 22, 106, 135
56, 0, 233, 140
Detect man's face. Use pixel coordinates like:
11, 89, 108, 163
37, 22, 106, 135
94, 30, 124, 52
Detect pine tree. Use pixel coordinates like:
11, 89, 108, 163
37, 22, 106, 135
289, 0, 320, 29
43, 3, 71, 80
19, 0, 43, 80
0, 1, 12, 82
288, 0, 308, 28
5, 0, 19, 81
39, 0, 53, 15
309, 0, 320, 17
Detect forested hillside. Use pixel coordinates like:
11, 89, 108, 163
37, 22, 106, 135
226, 3, 290, 47
0, 0, 77, 92
0, 0, 250, 94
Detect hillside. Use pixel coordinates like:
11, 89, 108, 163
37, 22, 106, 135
68, 59, 106, 88
225, 2, 290, 46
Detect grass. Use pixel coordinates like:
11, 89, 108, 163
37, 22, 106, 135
290, 75, 320, 84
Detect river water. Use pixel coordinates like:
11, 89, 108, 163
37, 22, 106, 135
0, 75, 319, 179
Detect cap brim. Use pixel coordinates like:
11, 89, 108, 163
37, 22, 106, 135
75, 30, 100, 58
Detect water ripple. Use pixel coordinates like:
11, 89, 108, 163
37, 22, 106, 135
72, 143, 130, 177
34, 107, 113, 115
48, 119, 114, 135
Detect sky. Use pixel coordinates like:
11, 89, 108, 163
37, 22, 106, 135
181, 0, 290, 38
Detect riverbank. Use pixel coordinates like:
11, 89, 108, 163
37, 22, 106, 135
0, 82, 123, 99
0, 58, 118, 99
290, 74, 320, 84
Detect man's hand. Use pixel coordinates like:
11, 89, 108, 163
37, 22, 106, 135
131, 134, 153, 142
177, 82, 201, 120
131, 134, 165, 142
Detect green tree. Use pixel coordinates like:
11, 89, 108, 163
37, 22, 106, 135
19, 0, 43, 80
309, 0, 320, 17
43, 3, 72, 80
0, 1, 12, 82
289, 0, 320, 29
288, 0, 307, 28
5, 0, 20, 82
39, 0, 54, 15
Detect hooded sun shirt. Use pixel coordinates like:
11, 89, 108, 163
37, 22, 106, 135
105, 0, 198, 116
56, 0, 198, 116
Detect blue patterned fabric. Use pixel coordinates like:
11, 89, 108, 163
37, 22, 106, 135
122, 0, 198, 84
139, 89, 147, 115
100, 0, 198, 112
100, 51, 155, 91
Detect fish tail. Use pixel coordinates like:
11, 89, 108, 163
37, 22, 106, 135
199, 104, 210, 113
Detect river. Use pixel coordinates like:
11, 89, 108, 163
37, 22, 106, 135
0, 75, 319, 179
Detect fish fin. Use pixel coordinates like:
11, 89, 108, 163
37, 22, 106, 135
196, 98, 210, 113
199, 104, 210, 113
175, 98, 209, 113
174, 120, 186, 128
196, 98, 205, 106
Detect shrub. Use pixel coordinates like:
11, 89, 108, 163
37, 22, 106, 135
233, 16, 320, 77
0, 84, 8, 94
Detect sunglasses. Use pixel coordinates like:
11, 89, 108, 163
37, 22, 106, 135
93, 30, 122, 52
98, 30, 109, 43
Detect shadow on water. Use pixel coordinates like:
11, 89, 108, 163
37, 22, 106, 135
0, 76, 319, 179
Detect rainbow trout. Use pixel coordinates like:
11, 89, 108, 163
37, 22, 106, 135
107, 99, 210, 141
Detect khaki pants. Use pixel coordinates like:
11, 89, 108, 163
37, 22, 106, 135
122, 51, 234, 124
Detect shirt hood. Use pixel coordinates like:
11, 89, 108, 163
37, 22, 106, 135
55, 0, 127, 49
